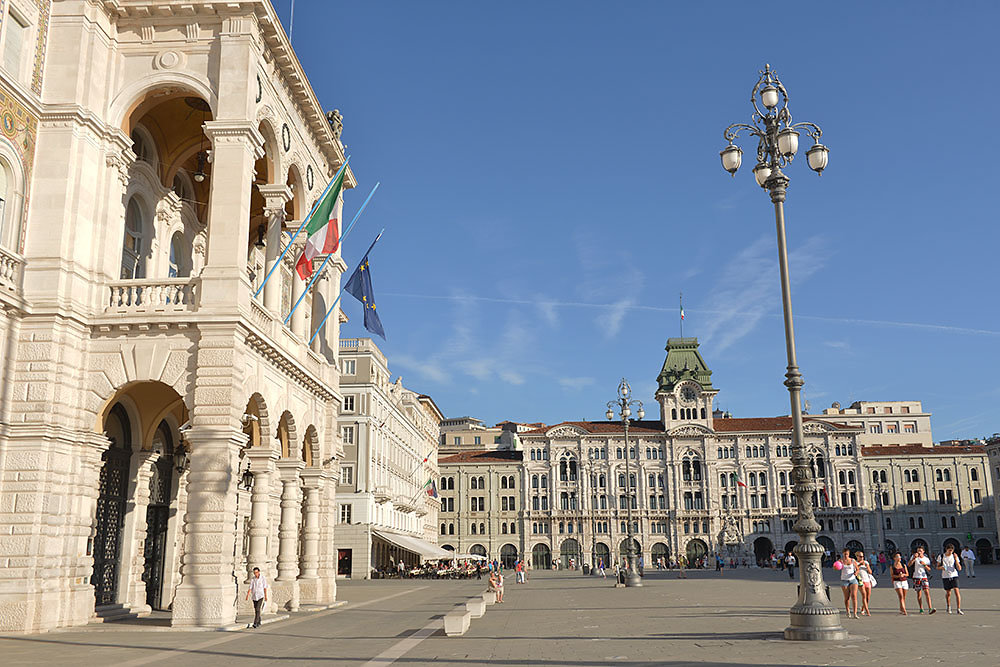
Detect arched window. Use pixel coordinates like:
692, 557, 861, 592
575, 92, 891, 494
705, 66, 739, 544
599, 474, 606, 488
720, 473, 727, 488
880, 470, 887, 483
971, 469, 978, 481
501, 476, 508, 489
470, 477, 478, 490
131, 127, 153, 164
682, 461, 691, 481
471, 523, 478, 534
478, 476, 485, 488
943, 469, 951, 482
440, 523, 446, 535
168, 231, 190, 278
532, 474, 538, 489
648, 473, 655, 488
759, 471, 766, 486
848, 470, 855, 484
779, 471, 786, 485
657, 473, 664, 488
904, 470, 911, 483
541, 474, 548, 488
692, 460, 702, 481
480, 523, 485, 534
121, 198, 145, 279
838, 470, 846, 485
531, 449, 536, 461
0, 158, 17, 250
618, 473, 626, 488
717, 447, 723, 458
448, 524, 454, 535
912, 469, 919, 482
746, 446, 752, 458
936, 469, 942, 482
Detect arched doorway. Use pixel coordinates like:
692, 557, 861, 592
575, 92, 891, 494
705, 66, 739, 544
910, 538, 929, 555
817, 536, 836, 564
595, 542, 610, 568
532, 543, 551, 569
845, 540, 864, 556
942, 537, 961, 553
753, 537, 773, 566
142, 421, 175, 610
686, 539, 707, 564
500, 544, 518, 569
470, 544, 487, 558
92, 403, 134, 605
651, 542, 669, 567
784, 540, 798, 555
560, 538, 581, 569
618, 538, 641, 560
885, 539, 898, 556
976, 538, 993, 564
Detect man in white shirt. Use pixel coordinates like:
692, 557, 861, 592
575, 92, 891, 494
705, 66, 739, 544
245, 567, 268, 629
908, 547, 936, 614
938, 544, 964, 614
960, 546, 976, 578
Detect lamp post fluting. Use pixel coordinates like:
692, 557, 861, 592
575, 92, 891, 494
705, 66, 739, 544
607, 378, 643, 587
873, 478, 887, 555
720, 64, 845, 641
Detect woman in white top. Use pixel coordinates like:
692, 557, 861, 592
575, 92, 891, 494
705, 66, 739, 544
855, 551, 874, 617
839, 548, 860, 618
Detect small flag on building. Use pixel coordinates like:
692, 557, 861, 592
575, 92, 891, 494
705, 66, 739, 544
295, 169, 346, 280
423, 478, 438, 498
821, 486, 830, 506
735, 474, 747, 488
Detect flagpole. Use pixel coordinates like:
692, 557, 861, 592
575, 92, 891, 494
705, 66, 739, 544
284, 182, 379, 325
253, 156, 350, 298
307, 229, 384, 346
679, 291, 684, 337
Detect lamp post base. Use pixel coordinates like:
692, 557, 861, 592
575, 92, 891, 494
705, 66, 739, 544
783, 622, 849, 641
625, 572, 643, 587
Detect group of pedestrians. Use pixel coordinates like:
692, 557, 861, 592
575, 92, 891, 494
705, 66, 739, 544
838, 544, 968, 618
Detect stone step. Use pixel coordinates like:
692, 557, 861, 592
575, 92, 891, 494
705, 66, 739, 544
93, 604, 141, 623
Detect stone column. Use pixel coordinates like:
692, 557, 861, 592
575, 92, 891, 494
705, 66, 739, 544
245, 449, 278, 580
275, 460, 305, 581
289, 266, 307, 339
299, 469, 322, 580
170, 427, 244, 628
257, 185, 292, 315
124, 452, 158, 615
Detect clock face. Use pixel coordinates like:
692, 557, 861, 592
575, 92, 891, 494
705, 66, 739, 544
681, 386, 698, 402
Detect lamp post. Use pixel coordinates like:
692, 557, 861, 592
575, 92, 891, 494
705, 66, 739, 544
720, 64, 845, 641
606, 378, 643, 587
872, 477, 886, 555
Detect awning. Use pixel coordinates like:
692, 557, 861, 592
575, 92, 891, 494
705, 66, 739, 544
454, 553, 487, 561
373, 530, 453, 560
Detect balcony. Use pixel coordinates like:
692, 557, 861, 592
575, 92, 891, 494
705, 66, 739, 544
373, 486, 391, 504
106, 278, 199, 314
0, 246, 23, 294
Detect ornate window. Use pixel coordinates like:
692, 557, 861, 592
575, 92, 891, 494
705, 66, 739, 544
121, 198, 146, 279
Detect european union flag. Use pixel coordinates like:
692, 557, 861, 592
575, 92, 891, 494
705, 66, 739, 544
344, 234, 385, 340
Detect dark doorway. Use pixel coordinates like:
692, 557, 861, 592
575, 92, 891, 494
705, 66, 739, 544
532, 543, 551, 569
976, 539, 993, 564
92, 404, 133, 606
142, 422, 174, 610
338, 549, 352, 576
753, 537, 773, 566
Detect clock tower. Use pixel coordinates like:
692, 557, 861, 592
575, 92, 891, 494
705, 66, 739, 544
655, 337, 719, 430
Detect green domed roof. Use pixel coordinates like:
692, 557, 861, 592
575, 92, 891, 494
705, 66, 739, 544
656, 337, 715, 393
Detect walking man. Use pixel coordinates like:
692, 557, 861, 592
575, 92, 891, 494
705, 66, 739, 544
787, 551, 796, 579
938, 544, 964, 614
245, 567, 268, 629
960, 545, 976, 578
908, 546, 936, 614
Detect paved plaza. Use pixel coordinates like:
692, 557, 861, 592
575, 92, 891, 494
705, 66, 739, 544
2, 566, 998, 666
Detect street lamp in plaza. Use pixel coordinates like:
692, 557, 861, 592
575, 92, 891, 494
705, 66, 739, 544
872, 476, 887, 555
720, 65, 845, 641
606, 378, 643, 587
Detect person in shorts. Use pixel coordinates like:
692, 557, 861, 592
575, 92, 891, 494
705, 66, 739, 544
890, 552, 909, 615
937, 544, 964, 614
908, 546, 936, 614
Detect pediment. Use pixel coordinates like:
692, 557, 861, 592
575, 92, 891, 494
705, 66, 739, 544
546, 425, 588, 438
803, 421, 837, 433
668, 424, 713, 437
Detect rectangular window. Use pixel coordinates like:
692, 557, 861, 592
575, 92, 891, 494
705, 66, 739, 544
339, 504, 352, 524
342, 395, 355, 412
341, 359, 356, 375
869, 424, 883, 434
341, 425, 355, 445
494, 436, 501, 444
886, 422, 899, 434
2, 11, 29, 82
474, 436, 481, 445
340, 465, 354, 485
903, 422, 917, 433
453, 436, 461, 445
902, 406, 910, 413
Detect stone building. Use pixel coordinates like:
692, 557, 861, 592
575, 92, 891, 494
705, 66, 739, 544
437, 338, 997, 571
0, 0, 358, 633
334, 337, 447, 579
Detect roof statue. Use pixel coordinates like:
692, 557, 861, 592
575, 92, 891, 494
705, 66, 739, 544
326, 109, 343, 140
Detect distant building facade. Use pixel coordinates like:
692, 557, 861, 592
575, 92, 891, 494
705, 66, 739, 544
436, 338, 998, 571
334, 338, 445, 578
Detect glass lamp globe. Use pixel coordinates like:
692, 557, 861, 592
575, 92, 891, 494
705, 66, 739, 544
622, 407, 631, 419
760, 85, 780, 109
753, 162, 772, 187
777, 128, 799, 157
720, 144, 742, 175
606, 409, 614, 421
806, 143, 830, 173
637, 408, 645, 420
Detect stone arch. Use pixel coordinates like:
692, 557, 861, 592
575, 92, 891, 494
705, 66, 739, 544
243, 393, 272, 452
256, 118, 281, 185
110, 73, 218, 133
94, 380, 189, 452
285, 162, 305, 221
0, 135, 27, 252
302, 425, 320, 466
276, 411, 298, 460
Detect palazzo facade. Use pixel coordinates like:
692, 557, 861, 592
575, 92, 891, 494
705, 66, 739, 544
438, 338, 997, 571
0, 0, 357, 633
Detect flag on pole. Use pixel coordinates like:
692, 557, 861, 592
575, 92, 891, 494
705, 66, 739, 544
735, 474, 747, 488
680, 305, 685, 321
422, 478, 439, 499
295, 169, 346, 280
821, 486, 830, 506
344, 232, 385, 339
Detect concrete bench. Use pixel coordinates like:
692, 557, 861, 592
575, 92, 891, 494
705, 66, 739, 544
466, 597, 486, 619
482, 591, 496, 606
444, 607, 472, 636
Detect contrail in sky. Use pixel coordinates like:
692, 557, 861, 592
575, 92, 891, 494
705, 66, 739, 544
381, 292, 1000, 337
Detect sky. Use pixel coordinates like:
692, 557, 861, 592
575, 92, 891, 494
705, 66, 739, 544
271, 1, 999, 441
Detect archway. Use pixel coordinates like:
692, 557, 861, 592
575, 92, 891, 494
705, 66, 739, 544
500, 544, 518, 569
93, 403, 135, 605
784, 540, 798, 555
470, 544, 487, 558
942, 537, 961, 553
910, 538, 929, 555
618, 538, 641, 560
560, 538, 581, 569
651, 542, 669, 568
753, 537, 773, 566
976, 538, 993, 564
885, 539, 898, 556
686, 539, 708, 564
531, 543, 551, 570
817, 535, 836, 564
595, 542, 610, 568
845, 540, 865, 556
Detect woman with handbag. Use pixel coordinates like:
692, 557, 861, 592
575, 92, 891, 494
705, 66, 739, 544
839, 548, 860, 618
855, 551, 875, 616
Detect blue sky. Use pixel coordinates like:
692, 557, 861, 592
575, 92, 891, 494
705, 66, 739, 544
272, 1, 999, 441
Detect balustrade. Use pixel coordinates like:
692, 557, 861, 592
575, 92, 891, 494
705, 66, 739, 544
106, 278, 199, 313
0, 246, 22, 292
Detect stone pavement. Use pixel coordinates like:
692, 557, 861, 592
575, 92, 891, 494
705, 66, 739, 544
2, 566, 998, 666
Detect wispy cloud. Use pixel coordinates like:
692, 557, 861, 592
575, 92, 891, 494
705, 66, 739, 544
392, 354, 451, 384
824, 341, 851, 350
599, 297, 635, 339
558, 376, 596, 390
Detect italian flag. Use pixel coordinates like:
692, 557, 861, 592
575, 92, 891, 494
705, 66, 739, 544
422, 478, 438, 499
735, 474, 747, 488
295, 169, 346, 280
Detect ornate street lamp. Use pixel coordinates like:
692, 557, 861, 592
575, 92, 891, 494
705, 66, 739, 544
606, 378, 644, 587
720, 64, 845, 641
